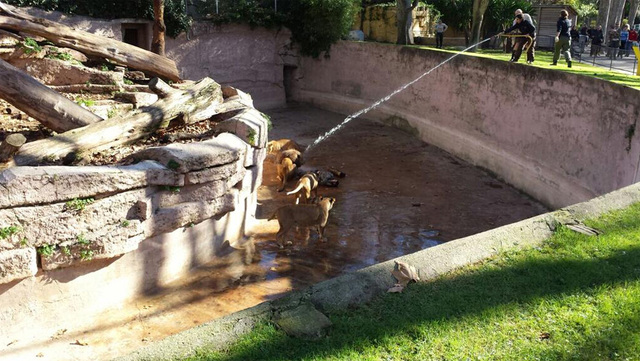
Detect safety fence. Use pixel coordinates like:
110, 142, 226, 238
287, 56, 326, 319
535, 34, 639, 75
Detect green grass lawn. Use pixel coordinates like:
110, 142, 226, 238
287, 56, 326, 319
187, 203, 640, 361
415, 46, 640, 91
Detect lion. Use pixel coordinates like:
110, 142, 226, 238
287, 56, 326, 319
275, 149, 304, 167
286, 172, 319, 204
292, 166, 345, 187
267, 139, 306, 154
276, 157, 297, 192
268, 196, 336, 248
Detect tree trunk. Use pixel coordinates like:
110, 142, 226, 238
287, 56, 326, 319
598, 0, 610, 35
629, 0, 640, 26
396, 0, 418, 45
0, 58, 102, 132
0, 133, 25, 163
151, 0, 166, 56
611, 0, 626, 28
0, 2, 180, 82
470, 0, 491, 51
13, 78, 223, 166
600, 0, 627, 41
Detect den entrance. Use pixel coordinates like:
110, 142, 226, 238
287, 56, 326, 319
53, 104, 548, 360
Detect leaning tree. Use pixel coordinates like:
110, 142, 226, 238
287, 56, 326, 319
598, 0, 626, 40
396, 0, 419, 45
470, 0, 491, 51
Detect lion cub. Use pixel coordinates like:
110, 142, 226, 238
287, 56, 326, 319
275, 149, 304, 192
276, 158, 296, 192
267, 139, 305, 154
268, 196, 336, 248
286, 172, 319, 204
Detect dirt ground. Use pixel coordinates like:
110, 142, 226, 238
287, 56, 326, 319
1, 103, 549, 361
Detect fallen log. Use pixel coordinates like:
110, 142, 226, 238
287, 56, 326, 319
13, 78, 222, 166
0, 2, 180, 82
0, 133, 26, 163
0, 58, 102, 132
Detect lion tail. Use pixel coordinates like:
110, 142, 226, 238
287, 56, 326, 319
286, 181, 305, 196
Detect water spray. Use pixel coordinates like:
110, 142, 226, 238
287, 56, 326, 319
305, 37, 493, 153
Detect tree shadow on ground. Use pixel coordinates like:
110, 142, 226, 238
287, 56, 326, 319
201, 224, 640, 360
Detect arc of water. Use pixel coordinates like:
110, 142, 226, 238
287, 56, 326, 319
305, 37, 493, 153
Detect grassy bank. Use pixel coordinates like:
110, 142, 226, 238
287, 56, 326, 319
421, 46, 640, 91
187, 203, 640, 361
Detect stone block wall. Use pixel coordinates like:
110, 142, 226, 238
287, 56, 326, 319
0, 100, 268, 343
0, 108, 267, 283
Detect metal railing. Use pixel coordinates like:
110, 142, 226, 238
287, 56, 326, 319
188, 0, 280, 18
536, 34, 638, 75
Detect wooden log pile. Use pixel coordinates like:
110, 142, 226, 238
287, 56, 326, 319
0, 1, 235, 168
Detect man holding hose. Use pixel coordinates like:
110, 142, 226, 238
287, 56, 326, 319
503, 13, 536, 64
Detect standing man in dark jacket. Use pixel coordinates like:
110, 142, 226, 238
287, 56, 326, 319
590, 25, 604, 56
503, 14, 536, 63
552, 10, 572, 67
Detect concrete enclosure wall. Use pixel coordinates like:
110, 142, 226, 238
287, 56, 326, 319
22, 7, 292, 109
165, 23, 292, 110
291, 41, 640, 209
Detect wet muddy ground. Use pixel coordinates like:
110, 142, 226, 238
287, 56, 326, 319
6, 104, 549, 360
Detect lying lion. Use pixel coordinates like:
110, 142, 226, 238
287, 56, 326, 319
292, 166, 345, 187
268, 196, 336, 248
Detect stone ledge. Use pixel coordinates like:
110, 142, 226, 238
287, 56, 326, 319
0, 187, 152, 251
221, 86, 254, 107
0, 165, 245, 253
41, 231, 145, 271
0, 248, 37, 284
214, 108, 269, 148
155, 167, 246, 208
214, 133, 266, 168
147, 190, 239, 237
184, 161, 244, 185
131, 136, 243, 173
0, 160, 183, 209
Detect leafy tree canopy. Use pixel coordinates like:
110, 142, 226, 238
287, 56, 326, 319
8, 0, 360, 58
5, 0, 190, 37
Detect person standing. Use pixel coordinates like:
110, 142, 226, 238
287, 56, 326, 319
619, 24, 629, 58
569, 25, 579, 56
434, 19, 448, 49
511, 9, 535, 63
608, 24, 620, 58
590, 25, 604, 56
503, 14, 536, 63
629, 26, 639, 56
552, 10, 572, 67
579, 24, 588, 52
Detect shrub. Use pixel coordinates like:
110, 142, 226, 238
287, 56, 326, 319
279, 0, 360, 57
196, 0, 359, 57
